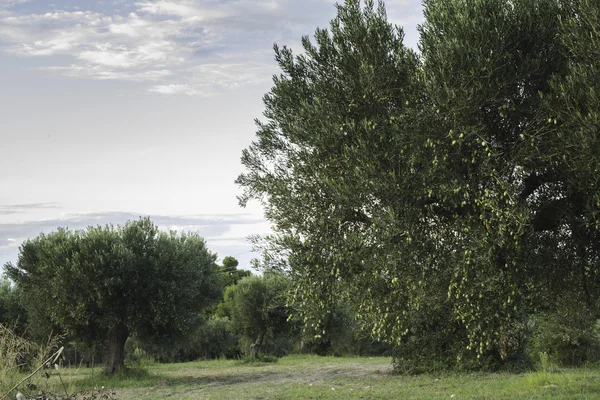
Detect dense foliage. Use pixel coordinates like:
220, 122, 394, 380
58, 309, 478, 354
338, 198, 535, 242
221, 256, 252, 287
237, 0, 600, 370
4, 218, 223, 374
222, 272, 297, 357
0, 280, 27, 335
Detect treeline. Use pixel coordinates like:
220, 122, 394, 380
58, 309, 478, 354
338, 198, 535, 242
0, 218, 391, 376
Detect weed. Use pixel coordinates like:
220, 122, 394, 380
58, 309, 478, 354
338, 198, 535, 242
539, 351, 549, 373
0, 325, 63, 394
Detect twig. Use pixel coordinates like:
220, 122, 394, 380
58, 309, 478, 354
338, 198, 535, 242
57, 366, 69, 397
0, 346, 64, 400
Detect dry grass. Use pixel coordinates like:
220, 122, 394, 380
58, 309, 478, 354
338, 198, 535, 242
0, 325, 63, 398
0, 324, 31, 383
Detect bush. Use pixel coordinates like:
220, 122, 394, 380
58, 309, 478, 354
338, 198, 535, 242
0, 323, 32, 389
390, 311, 533, 374
196, 317, 240, 360
227, 272, 300, 358
529, 309, 600, 366
123, 337, 155, 368
261, 333, 297, 357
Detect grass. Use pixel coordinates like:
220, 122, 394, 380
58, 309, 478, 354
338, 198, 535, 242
5, 355, 600, 399
0, 324, 64, 397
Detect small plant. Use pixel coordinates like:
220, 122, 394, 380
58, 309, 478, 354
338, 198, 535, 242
0, 327, 120, 400
1, 344, 65, 400
539, 351, 549, 374
1, 325, 63, 394
518, 350, 562, 390
528, 306, 600, 367
0, 324, 32, 389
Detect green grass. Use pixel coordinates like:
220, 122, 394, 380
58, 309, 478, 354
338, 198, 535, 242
5, 355, 600, 399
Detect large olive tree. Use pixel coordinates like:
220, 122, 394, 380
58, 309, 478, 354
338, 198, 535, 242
237, 0, 600, 369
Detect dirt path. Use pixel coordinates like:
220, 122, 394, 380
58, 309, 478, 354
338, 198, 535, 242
116, 357, 394, 399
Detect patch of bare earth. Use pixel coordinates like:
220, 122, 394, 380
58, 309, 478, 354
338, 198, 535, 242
117, 358, 393, 399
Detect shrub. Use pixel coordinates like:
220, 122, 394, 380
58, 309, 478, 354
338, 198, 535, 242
196, 317, 240, 360
529, 310, 600, 366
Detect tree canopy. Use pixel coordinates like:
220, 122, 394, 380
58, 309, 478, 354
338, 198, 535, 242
221, 256, 252, 287
237, 0, 600, 369
0, 280, 27, 336
224, 272, 294, 357
4, 218, 223, 374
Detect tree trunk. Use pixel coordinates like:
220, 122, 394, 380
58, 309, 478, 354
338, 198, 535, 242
250, 331, 265, 358
105, 322, 128, 375
300, 340, 311, 354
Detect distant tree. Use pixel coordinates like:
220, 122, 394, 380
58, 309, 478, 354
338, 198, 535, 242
0, 280, 27, 335
221, 256, 251, 287
222, 256, 239, 271
225, 272, 295, 357
195, 316, 240, 360
4, 218, 223, 374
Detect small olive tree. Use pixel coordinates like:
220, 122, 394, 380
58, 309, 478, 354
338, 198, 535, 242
225, 272, 296, 357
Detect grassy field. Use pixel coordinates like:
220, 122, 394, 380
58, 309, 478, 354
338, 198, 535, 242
7, 355, 600, 399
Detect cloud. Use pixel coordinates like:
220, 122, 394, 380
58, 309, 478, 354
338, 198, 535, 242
0, 238, 14, 246
0, 203, 60, 213
190, 62, 273, 87
149, 61, 274, 95
0, 211, 270, 270
39, 64, 172, 80
0, 1, 422, 95
134, 0, 201, 18
149, 83, 200, 95
0, 0, 340, 94
0, 0, 32, 9
0, 211, 17, 215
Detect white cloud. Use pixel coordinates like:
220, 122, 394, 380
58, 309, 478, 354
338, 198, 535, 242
39, 64, 172, 81
108, 12, 150, 37
149, 83, 201, 95
190, 62, 274, 88
77, 40, 173, 68
148, 61, 274, 96
0, 0, 32, 8
0, 7, 192, 83
0, 0, 421, 94
17, 32, 82, 55
0, 211, 269, 270
134, 0, 198, 17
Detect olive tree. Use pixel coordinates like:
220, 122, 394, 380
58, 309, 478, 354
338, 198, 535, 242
237, 0, 600, 369
224, 272, 295, 357
4, 218, 223, 374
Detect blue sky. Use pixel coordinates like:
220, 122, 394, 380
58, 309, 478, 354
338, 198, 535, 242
0, 0, 423, 270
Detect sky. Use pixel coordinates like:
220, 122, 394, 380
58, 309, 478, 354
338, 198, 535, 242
0, 0, 423, 271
